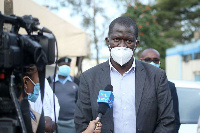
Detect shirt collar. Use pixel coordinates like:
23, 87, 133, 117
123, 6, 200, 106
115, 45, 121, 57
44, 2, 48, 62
54, 74, 73, 83
109, 57, 136, 73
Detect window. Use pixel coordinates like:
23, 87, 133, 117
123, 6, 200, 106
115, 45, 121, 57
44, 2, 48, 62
183, 54, 192, 62
195, 74, 200, 81
194, 53, 200, 60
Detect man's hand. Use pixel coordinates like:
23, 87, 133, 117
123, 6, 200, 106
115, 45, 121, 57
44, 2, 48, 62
45, 116, 56, 133
51, 121, 56, 132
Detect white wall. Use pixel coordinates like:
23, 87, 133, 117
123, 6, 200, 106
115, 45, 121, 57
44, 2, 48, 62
166, 55, 182, 80
82, 58, 108, 72
182, 59, 200, 80
166, 55, 200, 81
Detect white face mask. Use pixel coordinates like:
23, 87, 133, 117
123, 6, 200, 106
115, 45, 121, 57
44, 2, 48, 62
110, 47, 133, 66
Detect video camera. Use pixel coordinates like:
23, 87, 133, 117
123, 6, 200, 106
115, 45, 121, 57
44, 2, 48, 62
0, 11, 55, 132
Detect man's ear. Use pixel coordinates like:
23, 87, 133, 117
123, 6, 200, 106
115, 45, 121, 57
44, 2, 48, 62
23, 76, 28, 88
105, 37, 109, 47
135, 40, 140, 48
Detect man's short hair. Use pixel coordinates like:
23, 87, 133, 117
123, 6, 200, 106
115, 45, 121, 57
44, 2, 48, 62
23, 64, 37, 78
140, 48, 160, 58
108, 16, 138, 39
57, 56, 72, 64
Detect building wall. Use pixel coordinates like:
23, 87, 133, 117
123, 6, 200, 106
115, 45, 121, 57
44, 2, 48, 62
182, 59, 200, 81
166, 39, 200, 81
166, 55, 200, 81
166, 55, 182, 80
82, 58, 108, 72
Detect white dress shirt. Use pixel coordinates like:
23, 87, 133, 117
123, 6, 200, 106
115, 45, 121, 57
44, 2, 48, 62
110, 59, 136, 133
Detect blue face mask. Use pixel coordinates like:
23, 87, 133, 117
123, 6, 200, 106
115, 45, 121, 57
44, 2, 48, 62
58, 65, 71, 77
25, 77, 40, 102
150, 62, 160, 68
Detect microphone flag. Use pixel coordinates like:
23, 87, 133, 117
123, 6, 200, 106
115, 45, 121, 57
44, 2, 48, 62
97, 90, 114, 108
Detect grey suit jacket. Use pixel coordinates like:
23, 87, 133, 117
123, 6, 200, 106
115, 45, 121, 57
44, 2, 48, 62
74, 60, 175, 133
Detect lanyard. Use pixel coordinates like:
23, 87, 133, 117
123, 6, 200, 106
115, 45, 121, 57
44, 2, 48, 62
30, 110, 35, 121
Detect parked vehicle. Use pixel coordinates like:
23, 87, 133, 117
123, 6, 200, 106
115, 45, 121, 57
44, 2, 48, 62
169, 79, 200, 133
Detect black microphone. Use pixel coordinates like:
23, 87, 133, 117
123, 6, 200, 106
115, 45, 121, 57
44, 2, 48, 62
97, 85, 114, 122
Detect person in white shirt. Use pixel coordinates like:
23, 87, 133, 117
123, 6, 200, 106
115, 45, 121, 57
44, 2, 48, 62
29, 78, 60, 132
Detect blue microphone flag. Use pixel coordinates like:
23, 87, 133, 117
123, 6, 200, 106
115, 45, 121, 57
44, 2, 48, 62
97, 90, 114, 108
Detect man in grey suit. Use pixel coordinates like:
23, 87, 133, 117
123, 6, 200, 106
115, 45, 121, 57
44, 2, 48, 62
74, 16, 175, 133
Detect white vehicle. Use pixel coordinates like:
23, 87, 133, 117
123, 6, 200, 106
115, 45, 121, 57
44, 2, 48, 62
169, 79, 200, 133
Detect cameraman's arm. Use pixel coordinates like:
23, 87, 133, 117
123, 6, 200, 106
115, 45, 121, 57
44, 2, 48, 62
45, 78, 60, 122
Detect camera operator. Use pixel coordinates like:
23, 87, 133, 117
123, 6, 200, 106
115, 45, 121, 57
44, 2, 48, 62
42, 78, 60, 133
17, 64, 45, 133
19, 64, 60, 133
0, 11, 58, 133
35, 78, 60, 133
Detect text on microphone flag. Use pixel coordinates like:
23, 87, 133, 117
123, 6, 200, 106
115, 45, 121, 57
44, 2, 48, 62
97, 90, 114, 108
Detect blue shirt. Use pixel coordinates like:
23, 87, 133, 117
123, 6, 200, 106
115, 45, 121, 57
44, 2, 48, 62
54, 74, 73, 84
110, 59, 136, 133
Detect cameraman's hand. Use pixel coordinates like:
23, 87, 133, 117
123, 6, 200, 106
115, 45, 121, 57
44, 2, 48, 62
82, 117, 102, 133
45, 116, 52, 132
50, 121, 56, 132
45, 116, 56, 133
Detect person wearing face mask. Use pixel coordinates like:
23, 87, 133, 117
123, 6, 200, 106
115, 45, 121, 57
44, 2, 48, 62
29, 77, 60, 133
48, 56, 78, 133
140, 48, 180, 133
18, 64, 45, 133
74, 16, 175, 133
21, 63, 60, 133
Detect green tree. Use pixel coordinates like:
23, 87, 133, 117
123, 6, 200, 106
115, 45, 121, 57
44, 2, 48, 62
123, 2, 172, 69
153, 0, 200, 43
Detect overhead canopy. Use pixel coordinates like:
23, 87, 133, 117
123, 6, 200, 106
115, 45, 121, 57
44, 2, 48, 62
0, 0, 89, 57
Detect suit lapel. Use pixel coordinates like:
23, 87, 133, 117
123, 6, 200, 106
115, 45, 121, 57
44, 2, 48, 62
135, 60, 146, 115
99, 60, 111, 88
99, 60, 114, 132
94, 61, 111, 99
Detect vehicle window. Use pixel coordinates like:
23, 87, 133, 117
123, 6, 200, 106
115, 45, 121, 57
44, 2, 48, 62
177, 87, 200, 124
